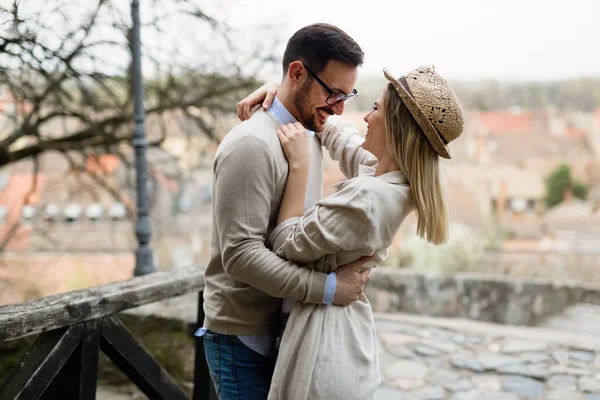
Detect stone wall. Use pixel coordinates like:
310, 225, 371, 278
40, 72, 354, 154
365, 268, 600, 326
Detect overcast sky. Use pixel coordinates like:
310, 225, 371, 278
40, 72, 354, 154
204, 0, 600, 82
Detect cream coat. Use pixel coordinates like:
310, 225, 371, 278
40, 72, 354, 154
267, 119, 415, 400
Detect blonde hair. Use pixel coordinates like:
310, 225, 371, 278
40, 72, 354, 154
383, 84, 449, 245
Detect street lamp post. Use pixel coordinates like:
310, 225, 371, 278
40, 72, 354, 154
131, 0, 156, 276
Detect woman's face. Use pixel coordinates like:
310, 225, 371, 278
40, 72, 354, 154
362, 91, 387, 160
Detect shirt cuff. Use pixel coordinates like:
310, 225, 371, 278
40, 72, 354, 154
323, 272, 337, 305
194, 327, 207, 337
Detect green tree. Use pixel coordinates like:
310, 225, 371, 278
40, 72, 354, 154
544, 164, 589, 208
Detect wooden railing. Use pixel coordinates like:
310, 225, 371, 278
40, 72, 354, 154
0, 266, 216, 400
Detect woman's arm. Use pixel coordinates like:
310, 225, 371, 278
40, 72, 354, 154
276, 122, 310, 224
235, 82, 375, 179
269, 181, 377, 265
268, 178, 413, 267
318, 118, 377, 179
237, 82, 279, 121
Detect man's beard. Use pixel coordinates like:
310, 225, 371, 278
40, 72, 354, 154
293, 80, 329, 132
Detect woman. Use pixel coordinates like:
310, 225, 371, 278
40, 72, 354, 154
238, 66, 463, 399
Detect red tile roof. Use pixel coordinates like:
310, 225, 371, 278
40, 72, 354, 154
565, 128, 585, 138
479, 111, 532, 134
0, 173, 45, 250
85, 154, 121, 174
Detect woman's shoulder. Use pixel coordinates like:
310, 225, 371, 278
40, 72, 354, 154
326, 176, 413, 228
336, 174, 411, 201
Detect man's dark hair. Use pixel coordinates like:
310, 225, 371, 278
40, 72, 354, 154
282, 23, 364, 76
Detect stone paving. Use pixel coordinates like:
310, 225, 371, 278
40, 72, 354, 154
96, 298, 600, 399
375, 312, 600, 400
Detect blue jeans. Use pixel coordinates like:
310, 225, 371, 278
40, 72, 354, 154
203, 330, 276, 400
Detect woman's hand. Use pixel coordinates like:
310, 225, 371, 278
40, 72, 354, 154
237, 81, 279, 121
276, 122, 310, 171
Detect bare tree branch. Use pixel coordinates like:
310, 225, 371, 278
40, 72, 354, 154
0, 0, 280, 252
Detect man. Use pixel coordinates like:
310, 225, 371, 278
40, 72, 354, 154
201, 23, 370, 399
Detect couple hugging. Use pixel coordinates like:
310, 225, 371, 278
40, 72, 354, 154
198, 23, 464, 400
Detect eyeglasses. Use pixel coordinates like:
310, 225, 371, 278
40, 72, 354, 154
302, 63, 359, 106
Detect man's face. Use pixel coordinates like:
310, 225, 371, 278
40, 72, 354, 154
293, 60, 358, 132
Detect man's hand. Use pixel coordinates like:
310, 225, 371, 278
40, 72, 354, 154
333, 256, 373, 306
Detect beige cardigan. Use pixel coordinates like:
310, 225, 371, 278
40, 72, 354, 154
267, 119, 415, 400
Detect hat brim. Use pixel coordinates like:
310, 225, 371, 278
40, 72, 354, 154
383, 69, 451, 159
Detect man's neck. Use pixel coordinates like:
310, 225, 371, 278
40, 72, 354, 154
276, 87, 301, 122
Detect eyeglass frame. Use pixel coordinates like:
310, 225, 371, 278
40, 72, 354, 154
302, 63, 359, 105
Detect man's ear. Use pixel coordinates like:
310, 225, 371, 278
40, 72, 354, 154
287, 61, 305, 88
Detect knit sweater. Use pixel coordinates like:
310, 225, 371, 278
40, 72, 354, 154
202, 108, 328, 335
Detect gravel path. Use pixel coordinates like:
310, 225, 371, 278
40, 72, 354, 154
375, 310, 600, 400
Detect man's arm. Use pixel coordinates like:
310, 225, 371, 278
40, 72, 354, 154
215, 134, 328, 304
216, 133, 369, 306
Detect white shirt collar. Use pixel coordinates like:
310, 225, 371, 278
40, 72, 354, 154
332, 166, 408, 189
267, 97, 315, 138
358, 165, 408, 184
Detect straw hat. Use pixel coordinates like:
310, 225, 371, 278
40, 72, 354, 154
383, 66, 463, 159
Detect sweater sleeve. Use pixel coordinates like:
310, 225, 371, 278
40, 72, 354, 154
317, 118, 377, 179
214, 135, 327, 304
267, 181, 378, 265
